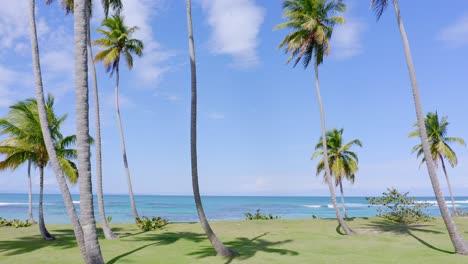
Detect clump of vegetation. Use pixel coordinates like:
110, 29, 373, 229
0, 217, 33, 228
366, 188, 433, 224
136, 216, 168, 231
106, 216, 112, 224
244, 209, 280, 220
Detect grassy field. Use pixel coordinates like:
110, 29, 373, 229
1, 218, 468, 263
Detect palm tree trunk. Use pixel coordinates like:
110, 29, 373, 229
88, 17, 117, 240
74, 0, 105, 262
339, 179, 348, 218
392, 0, 468, 254
314, 60, 354, 235
29, 0, 89, 262
114, 64, 139, 222
440, 156, 458, 216
38, 166, 54, 240
186, 0, 236, 256
27, 160, 35, 223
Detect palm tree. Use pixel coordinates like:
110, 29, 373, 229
312, 128, 361, 218
0, 96, 79, 241
28, 0, 89, 261
409, 112, 465, 216
93, 15, 143, 222
74, 0, 105, 262
185, 0, 236, 256
27, 160, 35, 223
46, 0, 122, 240
371, 0, 468, 254
275, 0, 354, 234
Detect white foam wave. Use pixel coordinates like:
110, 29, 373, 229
0, 202, 29, 206
303, 205, 321, 208
73, 201, 80, 204
327, 204, 334, 208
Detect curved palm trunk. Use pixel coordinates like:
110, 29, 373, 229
27, 160, 35, 223
38, 166, 54, 240
339, 179, 348, 218
440, 156, 458, 216
392, 0, 468, 254
29, 0, 89, 262
88, 19, 117, 240
74, 0, 105, 262
186, 0, 236, 256
314, 60, 354, 235
115, 64, 139, 222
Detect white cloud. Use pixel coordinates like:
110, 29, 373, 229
208, 112, 225, 120
438, 14, 468, 48
332, 15, 366, 59
201, 0, 265, 67
0, 66, 33, 108
0, 1, 29, 50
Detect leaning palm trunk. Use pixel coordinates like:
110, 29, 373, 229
27, 160, 35, 223
38, 166, 54, 240
88, 18, 117, 239
392, 0, 468, 254
29, 0, 88, 262
440, 157, 458, 216
339, 180, 348, 218
114, 64, 139, 222
186, 0, 235, 256
314, 60, 354, 235
74, 0, 105, 262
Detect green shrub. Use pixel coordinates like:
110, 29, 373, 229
0, 217, 33, 228
244, 209, 280, 220
106, 216, 112, 224
366, 188, 433, 224
136, 216, 168, 231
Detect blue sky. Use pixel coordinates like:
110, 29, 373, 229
0, 0, 468, 196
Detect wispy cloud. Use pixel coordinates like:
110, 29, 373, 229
0, 66, 33, 108
208, 112, 225, 120
332, 14, 366, 59
201, 0, 265, 68
438, 14, 468, 48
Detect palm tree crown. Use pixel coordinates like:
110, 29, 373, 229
0, 95, 78, 182
46, 0, 122, 17
93, 15, 144, 75
313, 128, 362, 185
409, 112, 465, 167
275, 0, 345, 67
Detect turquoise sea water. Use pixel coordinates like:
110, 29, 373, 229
1, 193, 467, 224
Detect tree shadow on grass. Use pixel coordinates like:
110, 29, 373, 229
189, 232, 299, 264
364, 219, 454, 254
0, 229, 77, 256
106, 242, 159, 264
129, 231, 207, 245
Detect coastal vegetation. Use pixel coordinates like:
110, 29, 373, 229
0, 0, 466, 263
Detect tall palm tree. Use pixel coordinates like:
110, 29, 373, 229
185, 0, 236, 256
371, 0, 468, 254
275, 0, 354, 234
312, 128, 361, 218
46, 0, 122, 240
27, 160, 35, 223
0, 97, 79, 241
409, 112, 465, 216
28, 0, 89, 262
74, 0, 105, 262
93, 15, 143, 222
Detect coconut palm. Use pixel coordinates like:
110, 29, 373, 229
27, 160, 35, 223
313, 129, 361, 218
371, 0, 468, 254
93, 15, 143, 222
185, 0, 236, 256
409, 112, 465, 216
28, 0, 90, 261
0, 96, 79, 241
46, 0, 122, 240
74, 0, 105, 262
275, 0, 354, 234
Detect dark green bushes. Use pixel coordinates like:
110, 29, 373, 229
244, 209, 280, 220
0, 217, 33, 228
136, 216, 168, 231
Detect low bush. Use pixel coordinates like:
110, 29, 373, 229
136, 216, 168, 231
0, 217, 33, 228
366, 188, 433, 224
244, 209, 280, 220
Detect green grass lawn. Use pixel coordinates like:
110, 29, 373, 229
1, 217, 468, 263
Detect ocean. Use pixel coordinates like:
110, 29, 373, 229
1, 193, 467, 224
